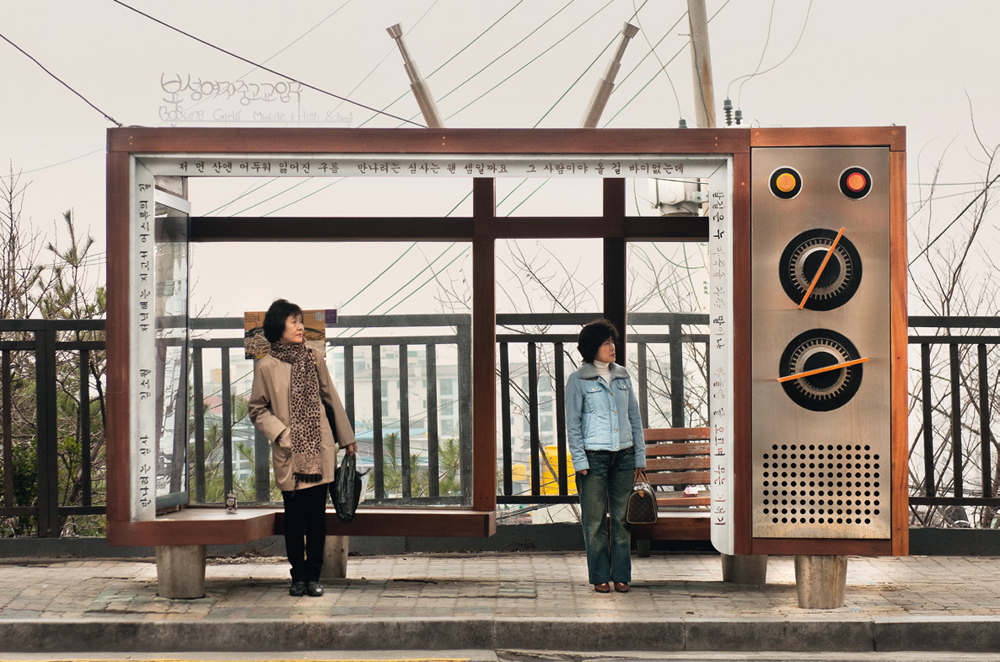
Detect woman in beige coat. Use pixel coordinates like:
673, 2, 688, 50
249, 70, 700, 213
249, 299, 356, 597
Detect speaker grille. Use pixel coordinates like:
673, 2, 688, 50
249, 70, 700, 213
760, 443, 882, 527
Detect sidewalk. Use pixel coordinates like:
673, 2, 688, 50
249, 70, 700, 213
1, 552, 999, 653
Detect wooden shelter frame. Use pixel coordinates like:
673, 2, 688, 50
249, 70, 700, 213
105, 126, 906, 557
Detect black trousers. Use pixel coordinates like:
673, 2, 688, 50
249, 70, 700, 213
281, 483, 328, 583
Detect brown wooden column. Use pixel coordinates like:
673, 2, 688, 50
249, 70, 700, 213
889, 147, 909, 556
472, 178, 497, 512
603, 178, 627, 364
106, 150, 131, 528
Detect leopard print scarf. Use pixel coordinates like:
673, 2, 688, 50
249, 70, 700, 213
270, 341, 324, 485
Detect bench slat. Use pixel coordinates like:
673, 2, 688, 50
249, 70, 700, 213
649, 471, 711, 486
634, 428, 713, 542
645, 443, 711, 457
643, 427, 710, 442
657, 496, 711, 507
647, 456, 710, 471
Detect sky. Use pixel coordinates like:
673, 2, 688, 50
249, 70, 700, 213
2, 0, 999, 319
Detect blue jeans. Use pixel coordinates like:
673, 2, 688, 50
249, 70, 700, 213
577, 449, 635, 585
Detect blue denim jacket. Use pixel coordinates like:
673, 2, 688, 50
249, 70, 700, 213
566, 362, 646, 472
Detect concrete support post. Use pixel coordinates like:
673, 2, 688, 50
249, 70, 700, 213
721, 553, 768, 585
321, 535, 348, 580
155, 545, 206, 599
795, 554, 848, 609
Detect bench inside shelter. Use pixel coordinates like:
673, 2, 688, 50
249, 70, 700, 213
115, 507, 495, 598
630, 427, 712, 553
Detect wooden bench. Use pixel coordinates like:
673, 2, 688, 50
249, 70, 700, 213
109, 507, 495, 598
630, 427, 711, 551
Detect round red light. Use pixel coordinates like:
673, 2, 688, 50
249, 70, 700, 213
845, 172, 867, 192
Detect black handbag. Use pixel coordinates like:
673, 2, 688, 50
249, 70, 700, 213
626, 468, 658, 524
332, 453, 363, 522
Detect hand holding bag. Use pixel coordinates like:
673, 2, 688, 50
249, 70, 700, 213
626, 468, 658, 524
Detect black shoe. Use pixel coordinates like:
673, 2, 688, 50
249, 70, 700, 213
306, 581, 324, 597
289, 581, 306, 597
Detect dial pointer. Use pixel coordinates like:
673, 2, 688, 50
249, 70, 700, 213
777, 356, 869, 383
798, 226, 846, 309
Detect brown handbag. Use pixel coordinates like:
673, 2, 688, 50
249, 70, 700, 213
626, 468, 658, 524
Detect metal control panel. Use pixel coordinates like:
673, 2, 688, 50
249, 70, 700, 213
751, 147, 891, 539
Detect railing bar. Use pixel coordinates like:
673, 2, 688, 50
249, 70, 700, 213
191, 335, 461, 349
456, 320, 473, 504
0, 319, 104, 331
2, 351, 12, 509
910, 496, 1000, 507
496, 333, 709, 344
0, 342, 35, 350
670, 322, 684, 427
909, 316, 1000, 328
555, 342, 568, 496
80, 349, 92, 507
372, 349, 384, 499
426, 344, 439, 498
192, 347, 206, 503
399, 344, 411, 498
343, 345, 355, 428
221, 347, 233, 497
500, 342, 513, 496
979, 344, 992, 498
950, 343, 963, 499
0, 507, 41, 516
638, 342, 648, 427
190, 314, 468, 329
37, 329, 59, 537
921, 344, 935, 498
528, 342, 540, 497
910, 336, 1000, 344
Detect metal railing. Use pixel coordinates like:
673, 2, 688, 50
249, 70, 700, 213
908, 317, 999, 519
187, 315, 473, 508
2, 315, 998, 536
496, 312, 708, 506
0, 320, 106, 538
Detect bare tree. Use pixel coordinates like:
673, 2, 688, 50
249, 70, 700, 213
907, 106, 1000, 529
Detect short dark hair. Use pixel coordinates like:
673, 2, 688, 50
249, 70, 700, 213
263, 299, 303, 343
577, 318, 619, 363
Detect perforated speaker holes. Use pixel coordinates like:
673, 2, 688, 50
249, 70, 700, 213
760, 443, 881, 525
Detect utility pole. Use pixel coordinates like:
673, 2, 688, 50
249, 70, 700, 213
686, 0, 716, 128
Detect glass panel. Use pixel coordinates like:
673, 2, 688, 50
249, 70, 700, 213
154, 206, 190, 506
627, 241, 710, 429
495, 239, 601, 520
188, 177, 474, 218
497, 178, 601, 217
188, 241, 472, 507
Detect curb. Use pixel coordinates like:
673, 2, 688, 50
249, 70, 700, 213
1, 617, 998, 653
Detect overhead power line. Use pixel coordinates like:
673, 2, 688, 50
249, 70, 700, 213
728, 0, 814, 106
0, 31, 123, 127
111, 0, 425, 128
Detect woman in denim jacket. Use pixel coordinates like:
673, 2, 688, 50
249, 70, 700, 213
566, 318, 646, 593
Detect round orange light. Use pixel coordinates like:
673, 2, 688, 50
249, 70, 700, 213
845, 172, 867, 192
775, 172, 798, 193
